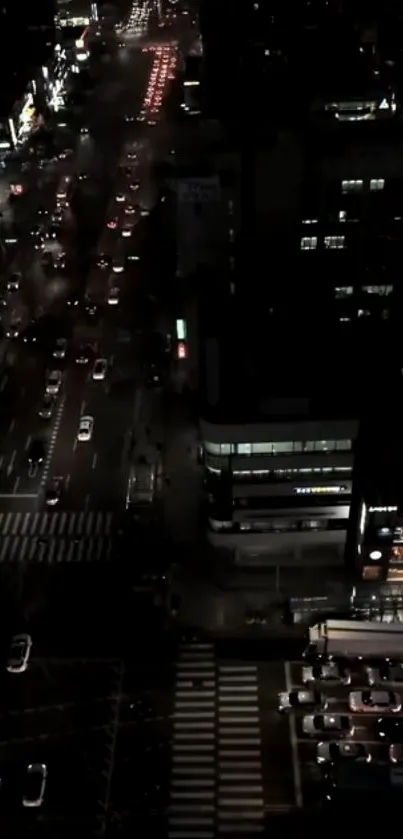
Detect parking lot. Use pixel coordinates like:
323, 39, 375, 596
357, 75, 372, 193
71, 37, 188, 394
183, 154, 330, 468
0, 657, 124, 837
285, 659, 403, 808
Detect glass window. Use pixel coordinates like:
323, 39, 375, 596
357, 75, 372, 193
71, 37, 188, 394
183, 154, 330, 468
204, 441, 221, 456
341, 179, 363, 194
334, 286, 353, 298
300, 236, 317, 250
325, 235, 345, 250
370, 178, 385, 192
220, 444, 233, 455
362, 285, 393, 296
272, 442, 294, 454
252, 443, 273, 454
293, 441, 303, 452
237, 443, 252, 455
315, 440, 335, 452
336, 439, 352, 451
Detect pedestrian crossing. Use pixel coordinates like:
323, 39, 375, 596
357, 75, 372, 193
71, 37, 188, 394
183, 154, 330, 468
168, 642, 264, 838
0, 511, 114, 563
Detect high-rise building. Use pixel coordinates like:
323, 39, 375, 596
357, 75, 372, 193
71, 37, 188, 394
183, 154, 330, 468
0, 0, 56, 118
194, 0, 403, 593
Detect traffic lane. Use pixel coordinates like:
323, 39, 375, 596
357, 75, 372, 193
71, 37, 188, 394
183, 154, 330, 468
43, 363, 93, 486
63, 376, 134, 509
3, 658, 119, 713
0, 355, 50, 491
258, 661, 298, 809
0, 697, 112, 745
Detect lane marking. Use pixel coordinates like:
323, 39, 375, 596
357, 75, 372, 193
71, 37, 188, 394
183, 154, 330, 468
285, 660, 303, 808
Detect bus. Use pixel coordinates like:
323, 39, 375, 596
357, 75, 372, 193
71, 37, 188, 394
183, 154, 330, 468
304, 619, 403, 662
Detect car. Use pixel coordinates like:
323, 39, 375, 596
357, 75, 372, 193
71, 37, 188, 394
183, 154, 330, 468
92, 358, 107, 380
317, 741, 371, 765
85, 300, 98, 317
77, 415, 94, 442
278, 689, 326, 713
53, 251, 66, 270
349, 690, 402, 714
389, 742, 403, 763
46, 369, 62, 395
6, 633, 32, 674
75, 344, 92, 364
116, 192, 126, 202
302, 714, 355, 738
44, 225, 58, 240
376, 717, 403, 741
366, 663, 403, 686
22, 763, 47, 808
6, 319, 21, 339
38, 394, 55, 420
44, 479, 62, 507
121, 221, 133, 237
80, 125, 89, 135
124, 114, 135, 122
53, 337, 67, 359
107, 286, 120, 305
28, 439, 46, 465
125, 203, 137, 214
97, 252, 110, 270
67, 296, 79, 307
302, 663, 351, 686
7, 272, 21, 291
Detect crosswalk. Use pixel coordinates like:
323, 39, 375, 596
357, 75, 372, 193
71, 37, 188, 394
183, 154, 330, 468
0, 511, 114, 563
169, 642, 264, 838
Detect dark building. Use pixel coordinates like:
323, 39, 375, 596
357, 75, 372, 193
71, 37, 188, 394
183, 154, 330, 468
0, 0, 55, 117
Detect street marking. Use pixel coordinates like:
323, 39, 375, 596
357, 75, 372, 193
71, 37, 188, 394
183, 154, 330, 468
285, 660, 303, 808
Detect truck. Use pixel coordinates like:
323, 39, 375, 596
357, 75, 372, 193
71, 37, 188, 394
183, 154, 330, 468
303, 619, 403, 662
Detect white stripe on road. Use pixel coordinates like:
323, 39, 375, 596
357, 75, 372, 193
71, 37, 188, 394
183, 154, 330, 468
180, 643, 213, 650
219, 773, 262, 781
176, 692, 215, 699
170, 791, 215, 800
219, 717, 259, 724
172, 779, 215, 788
219, 664, 257, 673
219, 675, 258, 683
218, 798, 264, 807
219, 695, 257, 702
218, 738, 261, 746
218, 750, 261, 758
219, 761, 261, 770
218, 811, 263, 820
174, 711, 215, 719
172, 767, 215, 776
173, 756, 214, 765
219, 686, 258, 693
173, 744, 215, 752
176, 682, 215, 690
218, 826, 264, 834
219, 706, 259, 713
174, 722, 215, 730
218, 727, 260, 736
174, 733, 215, 741
218, 785, 263, 794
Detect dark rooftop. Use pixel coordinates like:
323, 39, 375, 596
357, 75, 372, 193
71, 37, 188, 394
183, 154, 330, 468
199, 298, 402, 425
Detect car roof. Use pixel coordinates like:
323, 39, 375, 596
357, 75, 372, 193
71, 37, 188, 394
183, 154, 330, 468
80, 415, 93, 423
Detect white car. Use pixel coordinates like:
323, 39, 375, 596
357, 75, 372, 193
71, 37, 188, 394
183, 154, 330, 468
349, 690, 402, 714
22, 763, 47, 808
107, 286, 120, 305
389, 743, 403, 763
92, 358, 107, 380
121, 221, 132, 237
278, 690, 326, 713
77, 415, 94, 442
116, 192, 126, 202
7, 272, 21, 291
302, 662, 351, 686
46, 369, 62, 395
6, 319, 21, 339
302, 714, 355, 738
53, 338, 67, 359
6, 633, 32, 674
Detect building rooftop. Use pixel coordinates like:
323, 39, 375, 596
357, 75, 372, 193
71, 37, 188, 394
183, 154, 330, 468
199, 298, 401, 426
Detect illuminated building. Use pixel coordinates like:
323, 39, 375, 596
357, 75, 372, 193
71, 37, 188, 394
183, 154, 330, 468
55, 0, 98, 28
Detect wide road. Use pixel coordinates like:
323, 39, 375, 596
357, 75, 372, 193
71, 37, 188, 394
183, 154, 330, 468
0, 7, 185, 549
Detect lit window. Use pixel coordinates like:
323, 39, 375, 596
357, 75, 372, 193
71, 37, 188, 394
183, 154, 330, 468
325, 235, 345, 249
370, 178, 385, 191
341, 179, 363, 194
334, 286, 353, 298
362, 285, 393, 296
300, 236, 317, 250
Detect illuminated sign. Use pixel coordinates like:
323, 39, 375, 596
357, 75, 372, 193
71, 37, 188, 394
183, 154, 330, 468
294, 486, 347, 495
177, 342, 187, 359
369, 506, 398, 513
176, 319, 186, 341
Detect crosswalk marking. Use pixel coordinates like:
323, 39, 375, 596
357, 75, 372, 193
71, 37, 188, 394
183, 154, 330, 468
0, 511, 115, 563
217, 663, 264, 836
